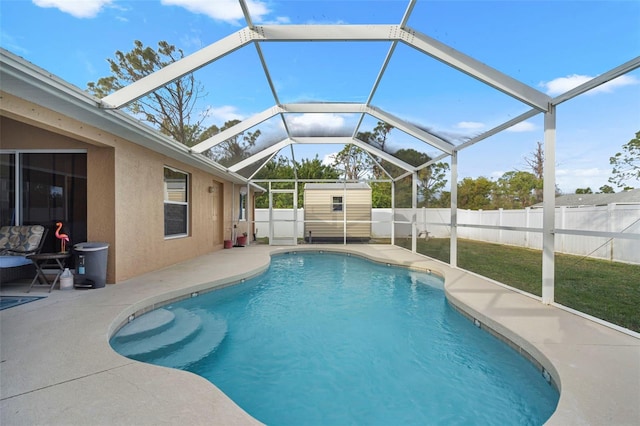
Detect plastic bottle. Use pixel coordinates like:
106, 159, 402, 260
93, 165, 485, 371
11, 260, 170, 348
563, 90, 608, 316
60, 268, 73, 290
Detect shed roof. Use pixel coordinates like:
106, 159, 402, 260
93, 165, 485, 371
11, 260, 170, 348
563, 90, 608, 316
304, 183, 371, 191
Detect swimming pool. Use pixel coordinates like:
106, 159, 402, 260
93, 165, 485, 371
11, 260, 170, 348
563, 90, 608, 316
111, 252, 558, 425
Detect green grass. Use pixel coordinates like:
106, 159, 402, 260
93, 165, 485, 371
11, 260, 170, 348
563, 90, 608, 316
396, 238, 640, 333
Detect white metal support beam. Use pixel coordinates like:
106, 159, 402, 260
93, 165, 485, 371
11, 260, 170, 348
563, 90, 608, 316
230, 133, 419, 177
542, 106, 557, 304
229, 139, 293, 172
191, 105, 285, 153
454, 108, 541, 152
401, 27, 551, 111
193, 102, 454, 159
101, 28, 255, 108
252, 24, 396, 41
294, 136, 417, 173
248, 150, 279, 180
450, 151, 458, 268
415, 152, 450, 172
367, 153, 395, 180
391, 180, 396, 245
351, 138, 416, 172
282, 103, 367, 114
366, 105, 454, 154
363, 0, 415, 107
412, 171, 418, 253
551, 56, 640, 106
239, 0, 254, 28
102, 23, 551, 114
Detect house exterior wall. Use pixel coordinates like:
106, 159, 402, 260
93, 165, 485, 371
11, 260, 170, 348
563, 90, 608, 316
1, 95, 248, 283
303, 186, 371, 239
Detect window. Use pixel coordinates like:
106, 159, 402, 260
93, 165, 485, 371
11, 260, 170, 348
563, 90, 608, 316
332, 196, 343, 212
164, 166, 189, 237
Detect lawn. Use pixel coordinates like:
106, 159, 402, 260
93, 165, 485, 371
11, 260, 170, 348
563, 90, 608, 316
396, 238, 640, 333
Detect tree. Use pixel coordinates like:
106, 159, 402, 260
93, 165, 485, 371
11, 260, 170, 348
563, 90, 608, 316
575, 187, 593, 194
211, 120, 261, 167
370, 182, 392, 208
457, 177, 495, 210
296, 156, 341, 181
253, 156, 295, 208
495, 171, 540, 208
432, 190, 451, 208
598, 185, 615, 194
524, 141, 544, 203
253, 155, 340, 208
392, 149, 449, 207
332, 145, 373, 180
88, 40, 212, 147
609, 130, 640, 189
419, 162, 450, 207
371, 121, 394, 152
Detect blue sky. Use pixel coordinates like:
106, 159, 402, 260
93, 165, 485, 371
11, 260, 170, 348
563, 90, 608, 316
1, 0, 639, 192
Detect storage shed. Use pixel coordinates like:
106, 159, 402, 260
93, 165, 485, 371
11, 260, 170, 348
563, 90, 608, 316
304, 183, 372, 242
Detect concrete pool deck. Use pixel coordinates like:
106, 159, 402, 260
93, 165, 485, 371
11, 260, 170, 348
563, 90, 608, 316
1, 244, 638, 425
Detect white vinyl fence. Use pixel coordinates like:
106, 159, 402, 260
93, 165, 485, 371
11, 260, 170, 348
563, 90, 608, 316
254, 204, 640, 264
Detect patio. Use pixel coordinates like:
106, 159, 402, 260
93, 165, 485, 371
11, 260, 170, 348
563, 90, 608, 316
1, 244, 638, 425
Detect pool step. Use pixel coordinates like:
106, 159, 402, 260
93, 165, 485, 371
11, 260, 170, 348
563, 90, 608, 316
112, 308, 227, 369
149, 309, 228, 369
113, 308, 176, 343
114, 308, 203, 359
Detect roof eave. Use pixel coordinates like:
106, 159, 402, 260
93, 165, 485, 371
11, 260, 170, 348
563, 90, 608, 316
0, 48, 247, 185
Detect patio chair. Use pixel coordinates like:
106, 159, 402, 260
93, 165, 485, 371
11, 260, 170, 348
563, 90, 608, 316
0, 225, 48, 284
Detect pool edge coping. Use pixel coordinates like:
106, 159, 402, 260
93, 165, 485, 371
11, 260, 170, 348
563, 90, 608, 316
3, 244, 637, 425
108, 245, 639, 425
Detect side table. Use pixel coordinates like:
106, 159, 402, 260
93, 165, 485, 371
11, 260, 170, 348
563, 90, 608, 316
26, 252, 71, 293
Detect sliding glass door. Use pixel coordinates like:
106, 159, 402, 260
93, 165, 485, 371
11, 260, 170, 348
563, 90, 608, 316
0, 152, 87, 253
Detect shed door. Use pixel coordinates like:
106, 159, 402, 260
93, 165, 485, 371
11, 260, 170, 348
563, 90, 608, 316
269, 188, 297, 246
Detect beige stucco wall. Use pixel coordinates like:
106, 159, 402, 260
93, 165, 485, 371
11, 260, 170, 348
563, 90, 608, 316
1, 94, 252, 283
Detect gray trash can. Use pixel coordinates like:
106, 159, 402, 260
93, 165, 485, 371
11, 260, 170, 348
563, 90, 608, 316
74, 242, 109, 288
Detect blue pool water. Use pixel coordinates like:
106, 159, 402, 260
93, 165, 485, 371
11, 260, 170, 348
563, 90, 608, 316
111, 252, 559, 425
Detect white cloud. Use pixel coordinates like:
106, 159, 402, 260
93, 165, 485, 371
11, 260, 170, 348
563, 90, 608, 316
206, 105, 244, 124
262, 16, 291, 25
288, 113, 347, 135
161, 0, 272, 25
32, 0, 113, 18
456, 121, 485, 130
556, 167, 611, 193
322, 153, 336, 166
540, 74, 639, 97
506, 121, 536, 132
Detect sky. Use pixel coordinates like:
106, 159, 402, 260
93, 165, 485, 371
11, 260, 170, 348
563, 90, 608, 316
1, 0, 639, 193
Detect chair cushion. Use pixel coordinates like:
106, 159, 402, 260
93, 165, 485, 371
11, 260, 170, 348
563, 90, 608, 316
0, 225, 46, 252
0, 255, 33, 268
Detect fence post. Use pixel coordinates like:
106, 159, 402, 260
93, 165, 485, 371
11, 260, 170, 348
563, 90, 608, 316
609, 203, 616, 261
560, 206, 566, 254
525, 207, 530, 248
499, 208, 503, 244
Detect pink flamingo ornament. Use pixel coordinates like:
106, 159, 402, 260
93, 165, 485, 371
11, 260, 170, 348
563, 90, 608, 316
55, 222, 70, 253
